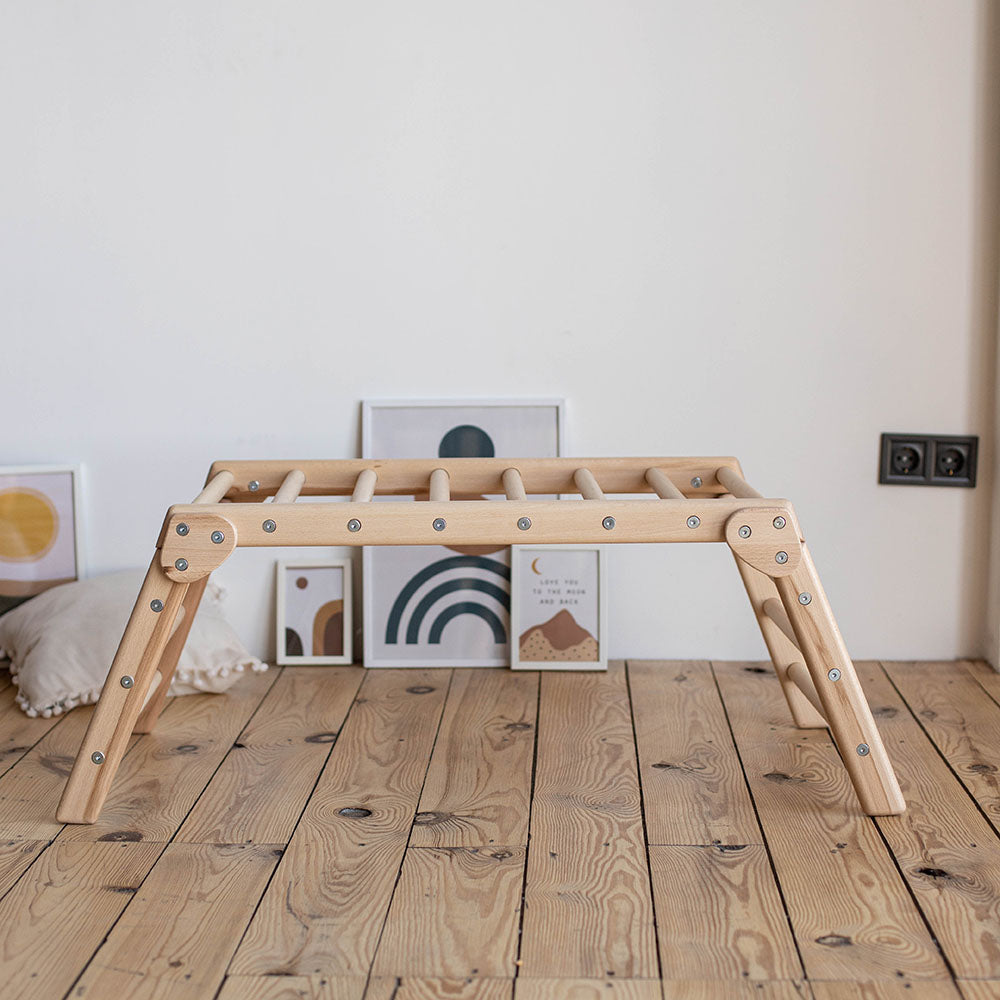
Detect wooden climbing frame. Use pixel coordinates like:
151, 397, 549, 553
56, 457, 905, 823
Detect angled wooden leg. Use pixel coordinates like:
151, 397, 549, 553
56, 556, 188, 824
774, 543, 905, 816
732, 555, 827, 728
133, 575, 209, 734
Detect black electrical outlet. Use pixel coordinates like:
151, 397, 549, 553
879, 433, 978, 487
930, 434, 978, 487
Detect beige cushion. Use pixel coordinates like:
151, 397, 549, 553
0, 570, 267, 717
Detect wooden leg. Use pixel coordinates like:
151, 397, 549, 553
732, 555, 827, 728
133, 575, 209, 734
56, 556, 188, 824
774, 543, 905, 816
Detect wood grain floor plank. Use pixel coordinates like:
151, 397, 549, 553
374, 846, 524, 977
411, 668, 538, 848
882, 661, 1000, 829
219, 975, 367, 1000
368, 977, 513, 999
60, 668, 275, 843
661, 985, 809, 1000
0, 841, 162, 1000
856, 662, 1000, 979
649, 844, 800, 980
74, 842, 279, 999
177, 666, 364, 845
0, 682, 67, 779
629, 659, 762, 846
713, 661, 947, 982
230, 669, 450, 977
0, 838, 46, 896
810, 981, 961, 999
958, 982, 1000, 1000
520, 661, 658, 980
515, 981, 662, 1000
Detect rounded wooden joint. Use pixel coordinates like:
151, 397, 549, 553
725, 507, 801, 578
160, 512, 238, 581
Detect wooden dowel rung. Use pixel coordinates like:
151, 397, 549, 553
193, 470, 234, 504
273, 469, 306, 504
645, 467, 685, 500
716, 466, 764, 499
574, 467, 606, 501
502, 468, 526, 501
351, 468, 378, 503
787, 661, 827, 720
762, 598, 799, 648
429, 468, 450, 502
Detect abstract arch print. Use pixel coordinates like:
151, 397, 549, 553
361, 399, 563, 667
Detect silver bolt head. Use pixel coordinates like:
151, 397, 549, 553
856, 743, 871, 756
211, 530, 225, 544
798, 592, 812, 605
773, 516, 787, 529
827, 668, 842, 682
602, 516, 616, 530
775, 551, 788, 564
248, 480, 260, 492
738, 525, 752, 539
175, 522, 189, 536
432, 517, 447, 531
120, 675, 134, 689
150, 599, 164, 613
347, 518, 362, 532
687, 515, 701, 529
262, 519, 277, 533
91, 751, 105, 765
517, 516, 532, 531
174, 558, 189, 572
690, 476, 703, 488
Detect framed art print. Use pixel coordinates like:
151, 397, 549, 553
276, 558, 353, 665
0, 465, 84, 618
511, 545, 606, 671
361, 398, 565, 667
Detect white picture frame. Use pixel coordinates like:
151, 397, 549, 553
361, 398, 565, 668
510, 544, 607, 671
276, 558, 353, 665
0, 464, 85, 618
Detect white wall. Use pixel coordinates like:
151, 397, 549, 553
3, 1, 997, 663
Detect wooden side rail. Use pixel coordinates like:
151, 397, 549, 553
57, 454, 905, 825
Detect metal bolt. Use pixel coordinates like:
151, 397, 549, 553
602, 516, 616, 530
262, 519, 277, 533
91, 751, 105, 765
798, 592, 812, 605
175, 522, 189, 536
211, 530, 225, 544
827, 668, 842, 682
248, 480, 260, 492
517, 517, 532, 531
773, 516, 787, 529
120, 675, 134, 689
775, 551, 788, 565
738, 525, 752, 539
690, 476, 703, 488
856, 743, 871, 757
432, 517, 447, 532
687, 515, 701, 529
347, 518, 362, 532
174, 558, 189, 572
150, 599, 164, 613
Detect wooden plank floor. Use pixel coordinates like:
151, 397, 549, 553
0, 659, 998, 999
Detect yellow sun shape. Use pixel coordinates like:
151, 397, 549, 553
0, 488, 59, 562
